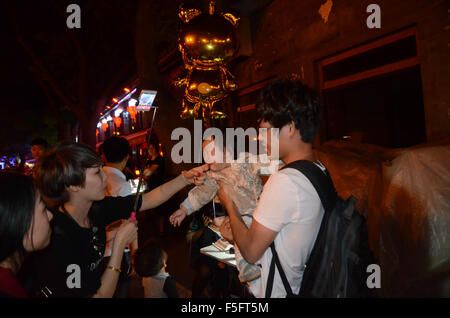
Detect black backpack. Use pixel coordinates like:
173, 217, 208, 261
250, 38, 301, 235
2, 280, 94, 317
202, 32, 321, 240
265, 160, 375, 298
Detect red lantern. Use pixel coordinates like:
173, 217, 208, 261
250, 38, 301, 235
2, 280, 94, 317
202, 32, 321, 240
101, 122, 109, 132
113, 117, 122, 128
127, 106, 137, 120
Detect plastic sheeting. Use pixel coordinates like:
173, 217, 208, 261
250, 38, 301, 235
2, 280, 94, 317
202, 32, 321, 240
314, 140, 450, 297
314, 141, 398, 218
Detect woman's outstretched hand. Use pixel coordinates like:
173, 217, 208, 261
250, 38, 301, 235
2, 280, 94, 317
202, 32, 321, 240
183, 164, 209, 186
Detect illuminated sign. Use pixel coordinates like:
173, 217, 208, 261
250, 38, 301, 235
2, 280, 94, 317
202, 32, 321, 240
137, 90, 157, 111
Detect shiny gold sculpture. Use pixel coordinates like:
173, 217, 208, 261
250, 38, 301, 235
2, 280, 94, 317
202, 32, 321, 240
177, 1, 239, 122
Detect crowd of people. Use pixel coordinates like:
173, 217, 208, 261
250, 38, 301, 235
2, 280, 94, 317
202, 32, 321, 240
0, 78, 333, 298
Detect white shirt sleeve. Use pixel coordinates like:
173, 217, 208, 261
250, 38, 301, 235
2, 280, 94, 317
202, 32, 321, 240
104, 172, 133, 197
116, 181, 133, 197
253, 172, 300, 232
181, 177, 219, 215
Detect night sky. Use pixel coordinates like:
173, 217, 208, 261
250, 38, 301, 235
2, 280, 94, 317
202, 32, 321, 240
0, 0, 265, 159
1, 3, 48, 156
1, 0, 139, 157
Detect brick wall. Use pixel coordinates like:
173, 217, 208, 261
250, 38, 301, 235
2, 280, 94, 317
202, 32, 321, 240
232, 0, 449, 142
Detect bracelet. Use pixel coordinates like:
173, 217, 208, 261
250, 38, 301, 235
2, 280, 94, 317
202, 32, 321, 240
107, 265, 122, 273
181, 171, 192, 185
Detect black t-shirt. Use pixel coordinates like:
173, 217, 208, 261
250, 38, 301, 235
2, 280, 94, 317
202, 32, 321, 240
145, 155, 165, 191
31, 195, 142, 298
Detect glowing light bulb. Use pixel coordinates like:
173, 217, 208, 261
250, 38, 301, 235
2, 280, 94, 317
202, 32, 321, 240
198, 82, 212, 94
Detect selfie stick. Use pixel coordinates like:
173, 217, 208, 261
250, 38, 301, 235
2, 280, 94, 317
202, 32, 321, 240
128, 105, 158, 257
131, 105, 158, 219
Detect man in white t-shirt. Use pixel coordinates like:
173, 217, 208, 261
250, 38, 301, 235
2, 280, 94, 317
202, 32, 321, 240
217, 78, 325, 298
102, 137, 133, 198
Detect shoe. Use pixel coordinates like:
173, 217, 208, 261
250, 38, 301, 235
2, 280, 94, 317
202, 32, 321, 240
238, 260, 261, 283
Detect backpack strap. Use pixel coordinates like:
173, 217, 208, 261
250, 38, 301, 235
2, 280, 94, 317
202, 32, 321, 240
265, 243, 294, 297
265, 160, 337, 297
265, 247, 276, 298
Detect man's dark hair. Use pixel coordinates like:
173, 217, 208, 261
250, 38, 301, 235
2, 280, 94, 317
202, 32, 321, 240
35, 142, 102, 203
31, 138, 48, 148
102, 136, 130, 164
256, 78, 322, 143
134, 240, 166, 277
0, 172, 37, 265
146, 132, 160, 150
